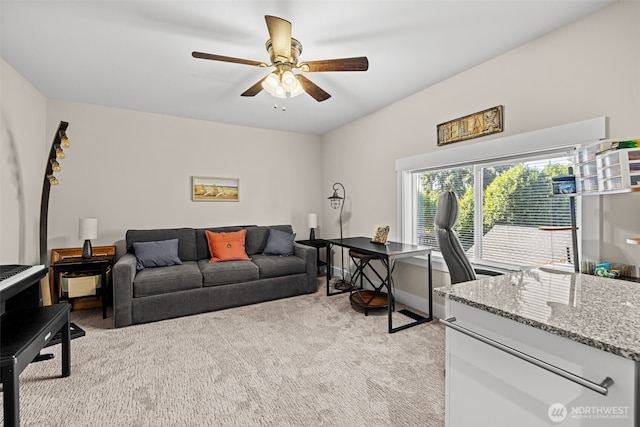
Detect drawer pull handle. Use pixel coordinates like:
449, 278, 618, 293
440, 317, 614, 396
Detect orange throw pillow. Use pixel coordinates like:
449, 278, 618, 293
205, 229, 251, 263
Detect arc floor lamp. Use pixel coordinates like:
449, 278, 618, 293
328, 182, 351, 290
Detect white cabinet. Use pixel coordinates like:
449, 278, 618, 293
596, 148, 640, 192
443, 301, 637, 427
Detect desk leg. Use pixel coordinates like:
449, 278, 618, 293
326, 243, 331, 296
387, 258, 393, 333
2, 363, 20, 427
61, 311, 71, 377
428, 252, 433, 321
389, 253, 433, 333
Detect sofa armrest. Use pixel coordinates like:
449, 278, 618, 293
113, 253, 137, 327
294, 243, 317, 293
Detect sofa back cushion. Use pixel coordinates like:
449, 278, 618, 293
195, 225, 255, 260
245, 225, 295, 255
126, 228, 197, 262
245, 226, 269, 255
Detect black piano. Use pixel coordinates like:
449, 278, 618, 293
1, 265, 73, 427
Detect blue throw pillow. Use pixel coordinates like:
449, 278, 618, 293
263, 229, 296, 256
133, 238, 183, 270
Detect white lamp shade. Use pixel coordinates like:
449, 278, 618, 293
78, 218, 98, 240
307, 213, 318, 229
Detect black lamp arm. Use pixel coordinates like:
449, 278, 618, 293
39, 121, 68, 266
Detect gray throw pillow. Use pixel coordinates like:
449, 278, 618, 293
133, 238, 183, 270
263, 229, 296, 256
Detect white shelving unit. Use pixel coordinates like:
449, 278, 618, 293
575, 144, 600, 194
596, 147, 640, 192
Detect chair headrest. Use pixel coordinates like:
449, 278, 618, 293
435, 191, 459, 229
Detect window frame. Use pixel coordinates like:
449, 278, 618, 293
395, 117, 607, 272
411, 152, 578, 270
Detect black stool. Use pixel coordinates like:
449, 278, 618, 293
348, 250, 390, 315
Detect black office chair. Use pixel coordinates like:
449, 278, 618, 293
434, 191, 502, 285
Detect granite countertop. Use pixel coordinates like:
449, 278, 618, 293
434, 268, 640, 362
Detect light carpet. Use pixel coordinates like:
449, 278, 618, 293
6, 282, 445, 426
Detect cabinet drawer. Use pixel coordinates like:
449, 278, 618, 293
602, 177, 623, 190
597, 154, 620, 168
577, 162, 597, 178
628, 150, 640, 161
577, 177, 598, 192
601, 164, 621, 178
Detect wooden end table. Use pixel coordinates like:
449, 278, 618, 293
51, 254, 115, 319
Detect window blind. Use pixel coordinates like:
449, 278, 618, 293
413, 153, 577, 269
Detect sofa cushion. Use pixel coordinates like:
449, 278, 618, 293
133, 238, 182, 270
205, 229, 251, 262
198, 259, 259, 286
245, 226, 270, 255
269, 224, 295, 234
251, 254, 306, 279
263, 229, 296, 256
126, 228, 197, 261
195, 225, 255, 260
133, 261, 202, 297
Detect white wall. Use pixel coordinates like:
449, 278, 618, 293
2, 1, 638, 301
44, 100, 322, 255
321, 1, 640, 301
0, 59, 47, 264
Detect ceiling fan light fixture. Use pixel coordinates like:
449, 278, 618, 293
288, 78, 304, 98
264, 72, 280, 89
281, 71, 296, 89
274, 85, 286, 98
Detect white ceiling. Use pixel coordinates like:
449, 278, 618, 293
1, 1, 614, 135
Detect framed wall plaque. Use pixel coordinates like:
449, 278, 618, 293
437, 105, 503, 146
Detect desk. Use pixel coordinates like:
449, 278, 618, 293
325, 237, 433, 333
51, 255, 114, 319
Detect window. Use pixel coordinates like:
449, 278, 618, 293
412, 153, 577, 269
397, 117, 606, 271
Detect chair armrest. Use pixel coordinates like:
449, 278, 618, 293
112, 253, 137, 327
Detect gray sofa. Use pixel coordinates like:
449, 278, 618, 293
112, 224, 317, 327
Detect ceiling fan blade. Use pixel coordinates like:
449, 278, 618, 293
265, 15, 291, 62
299, 57, 369, 72
192, 51, 267, 67
297, 75, 331, 102
240, 78, 266, 97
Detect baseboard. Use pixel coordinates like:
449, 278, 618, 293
393, 287, 446, 320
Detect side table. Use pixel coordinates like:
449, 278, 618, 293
51, 254, 115, 319
296, 239, 330, 276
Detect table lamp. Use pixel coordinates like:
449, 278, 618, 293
308, 213, 318, 240
79, 218, 98, 259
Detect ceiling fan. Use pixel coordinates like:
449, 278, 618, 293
192, 15, 369, 102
